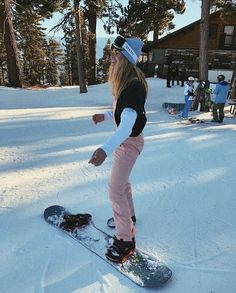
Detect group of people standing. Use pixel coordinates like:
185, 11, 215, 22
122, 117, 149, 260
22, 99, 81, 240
181, 74, 229, 122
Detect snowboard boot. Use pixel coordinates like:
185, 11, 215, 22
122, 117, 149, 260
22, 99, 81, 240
60, 213, 92, 232
107, 215, 136, 229
105, 236, 135, 263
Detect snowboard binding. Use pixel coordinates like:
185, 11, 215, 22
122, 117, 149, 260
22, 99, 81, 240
60, 213, 92, 232
106, 236, 135, 263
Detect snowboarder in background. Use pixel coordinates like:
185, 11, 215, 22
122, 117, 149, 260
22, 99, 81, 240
181, 76, 195, 118
89, 35, 148, 263
212, 74, 229, 122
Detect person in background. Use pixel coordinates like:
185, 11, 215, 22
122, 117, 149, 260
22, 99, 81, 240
171, 65, 179, 86
89, 35, 148, 263
181, 76, 195, 118
166, 65, 172, 88
212, 74, 229, 123
179, 65, 187, 87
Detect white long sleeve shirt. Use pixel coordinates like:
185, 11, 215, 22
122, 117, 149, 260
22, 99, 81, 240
184, 82, 194, 96
101, 108, 137, 156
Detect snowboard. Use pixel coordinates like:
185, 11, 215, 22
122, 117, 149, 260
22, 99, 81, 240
179, 117, 219, 125
43, 205, 172, 288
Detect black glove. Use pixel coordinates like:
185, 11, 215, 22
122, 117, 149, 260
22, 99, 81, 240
188, 91, 195, 97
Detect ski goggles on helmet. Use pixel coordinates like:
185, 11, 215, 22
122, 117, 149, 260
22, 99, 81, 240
111, 36, 126, 51
111, 35, 139, 64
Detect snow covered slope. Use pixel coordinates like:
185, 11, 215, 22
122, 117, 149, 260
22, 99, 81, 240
0, 79, 236, 293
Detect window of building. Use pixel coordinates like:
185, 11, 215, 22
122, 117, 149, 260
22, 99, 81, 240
148, 52, 153, 62
209, 24, 218, 39
223, 25, 235, 47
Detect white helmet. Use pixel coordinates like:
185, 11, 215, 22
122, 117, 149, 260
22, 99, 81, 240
188, 76, 195, 81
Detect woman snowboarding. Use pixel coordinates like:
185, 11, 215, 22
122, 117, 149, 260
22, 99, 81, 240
89, 35, 148, 263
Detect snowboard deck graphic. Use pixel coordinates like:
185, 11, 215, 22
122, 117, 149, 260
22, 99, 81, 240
44, 205, 172, 288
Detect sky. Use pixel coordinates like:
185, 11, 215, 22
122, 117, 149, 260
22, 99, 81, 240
43, 0, 202, 40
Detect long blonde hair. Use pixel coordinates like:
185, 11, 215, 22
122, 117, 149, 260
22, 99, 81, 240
108, 56, 148, 100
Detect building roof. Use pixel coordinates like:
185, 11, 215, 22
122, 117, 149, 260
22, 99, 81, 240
143, 11, 221, 53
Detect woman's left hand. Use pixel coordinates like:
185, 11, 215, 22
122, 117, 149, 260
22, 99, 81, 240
88, 148, 107, 166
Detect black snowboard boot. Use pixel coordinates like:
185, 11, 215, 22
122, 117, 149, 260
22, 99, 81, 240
105, 236, 135, 263
107, 216, 136, 229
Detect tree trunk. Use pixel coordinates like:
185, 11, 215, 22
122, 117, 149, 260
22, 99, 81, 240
88, 11, 97, 85
153, 26, 159, 42
74, 0, 87, 93
0, 0, 22, 87
199, 0, 210, 82
0, 64, 3, 85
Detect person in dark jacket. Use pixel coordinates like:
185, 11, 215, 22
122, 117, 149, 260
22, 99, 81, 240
212, 75, 229, 123
171, 65, 179, 86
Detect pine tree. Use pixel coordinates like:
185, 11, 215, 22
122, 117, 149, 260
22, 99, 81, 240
62, 11, 88, 87
0, 33, 7, 85
97, 38, 112, 83
14, 7, 47, 85
62, 18, 77, 85
102, 0, 122, 35
211, 0, 236, 16
83, 0, 108, 85
74, 0, 87, 93
45, 38, 64, 86
117, 0, 186, 41
0, 0, 22, 87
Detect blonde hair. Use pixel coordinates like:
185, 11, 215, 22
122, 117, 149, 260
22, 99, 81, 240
108, 56, 148, 100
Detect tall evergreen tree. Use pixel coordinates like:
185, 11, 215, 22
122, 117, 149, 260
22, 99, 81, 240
0, 33, 7, 85
211, 0, 236, 15
15, 0, 70, 18
62, 18, 77, 85
14, 7, 47, 85
97, 38, 112, 83
0, 0, 22, 87
45, 38, 64, 85
117, 0, 185, 41
83, 0, 107, 85
74, 0, 87, 93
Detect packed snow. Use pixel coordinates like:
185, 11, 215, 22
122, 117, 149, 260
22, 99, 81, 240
0, 78, 236, 293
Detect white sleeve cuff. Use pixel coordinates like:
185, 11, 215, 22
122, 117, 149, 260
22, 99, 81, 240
104, 111, 113, 121
101, 108, 137, 156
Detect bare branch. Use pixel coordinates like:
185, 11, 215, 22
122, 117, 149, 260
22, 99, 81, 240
49, 11, 72, 34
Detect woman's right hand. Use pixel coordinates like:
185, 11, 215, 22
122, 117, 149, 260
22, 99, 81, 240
92, 114, 105, 124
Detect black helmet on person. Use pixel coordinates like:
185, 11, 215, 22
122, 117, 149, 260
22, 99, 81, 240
217, 74, 225, 81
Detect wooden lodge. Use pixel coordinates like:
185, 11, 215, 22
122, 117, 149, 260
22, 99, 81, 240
141, 11, 236, 80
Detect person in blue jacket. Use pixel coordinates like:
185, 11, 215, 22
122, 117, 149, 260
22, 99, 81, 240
181, 76, 195, 118
212, 75, 229, 122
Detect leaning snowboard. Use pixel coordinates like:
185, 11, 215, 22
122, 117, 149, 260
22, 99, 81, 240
43, 205, 172, 288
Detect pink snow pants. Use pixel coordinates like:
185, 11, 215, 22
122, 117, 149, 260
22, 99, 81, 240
108, 134, 144, 241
